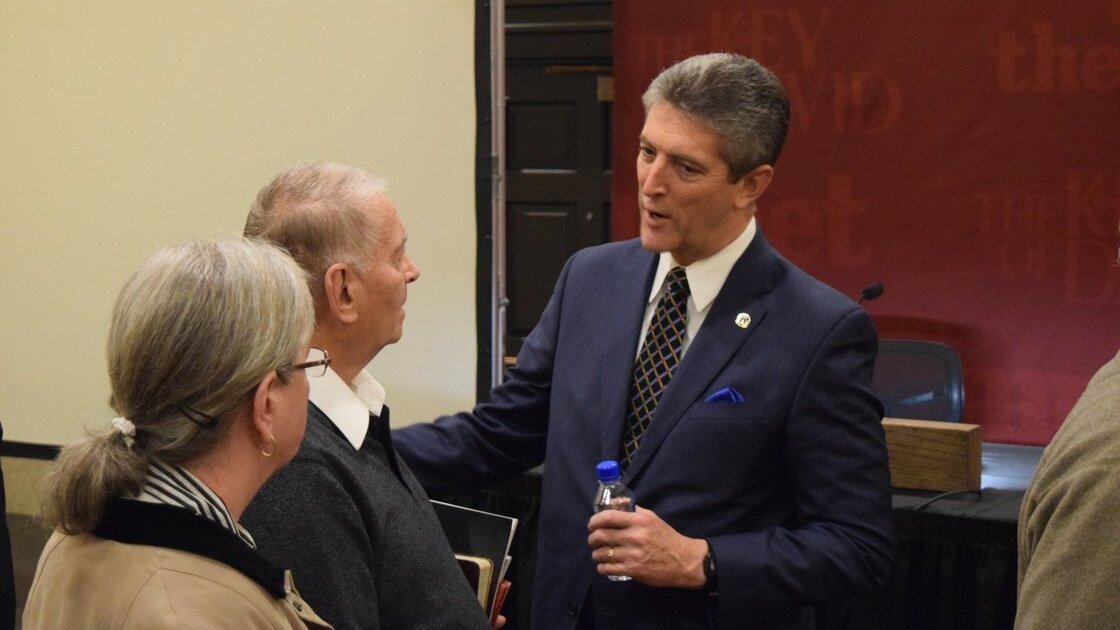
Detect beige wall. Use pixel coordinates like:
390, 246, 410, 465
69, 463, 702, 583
0, 1, 478, 446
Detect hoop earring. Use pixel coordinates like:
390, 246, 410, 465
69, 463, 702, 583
260, 435, 277, 458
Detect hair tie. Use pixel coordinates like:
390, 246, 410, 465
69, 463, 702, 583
111, 416, 136, 436
111, 416, 137, 447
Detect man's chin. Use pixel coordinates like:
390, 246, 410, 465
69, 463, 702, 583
639, 232, 672, 254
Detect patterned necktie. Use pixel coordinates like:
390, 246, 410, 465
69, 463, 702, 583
622, 266, 690, 468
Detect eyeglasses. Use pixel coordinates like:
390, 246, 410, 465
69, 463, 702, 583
290, 347, 331, 377
174, 349, 331, 430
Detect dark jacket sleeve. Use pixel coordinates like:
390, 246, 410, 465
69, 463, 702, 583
393, 256, 576, 494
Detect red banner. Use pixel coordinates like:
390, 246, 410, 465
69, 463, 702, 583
613, 1, 1120, 445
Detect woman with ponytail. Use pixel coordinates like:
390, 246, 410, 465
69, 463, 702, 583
24, 237, 333, 629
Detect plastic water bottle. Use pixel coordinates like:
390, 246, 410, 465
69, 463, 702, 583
593, 459, 634, 582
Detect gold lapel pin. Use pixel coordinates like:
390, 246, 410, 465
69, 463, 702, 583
735, 312, 751, 329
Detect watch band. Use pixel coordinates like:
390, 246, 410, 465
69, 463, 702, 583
702, 540, 718, 595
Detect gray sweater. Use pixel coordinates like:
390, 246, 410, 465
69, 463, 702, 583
243, 403, 491, 630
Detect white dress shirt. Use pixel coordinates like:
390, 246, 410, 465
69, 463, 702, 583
639, 217, 757, 357
308, 366, 387, 450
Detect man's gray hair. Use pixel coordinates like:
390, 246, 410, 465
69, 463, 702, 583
643, 53, 790, 180
245, 161, 387, 304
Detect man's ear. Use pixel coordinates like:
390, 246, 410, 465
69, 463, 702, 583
322, 263, 359, 324
733, 164, 775, 211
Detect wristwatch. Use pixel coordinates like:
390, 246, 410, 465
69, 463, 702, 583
702, 540, 718, 595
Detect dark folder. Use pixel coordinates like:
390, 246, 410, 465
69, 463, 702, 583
431, 500, 517, 619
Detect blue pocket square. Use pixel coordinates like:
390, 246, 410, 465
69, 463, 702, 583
705, 386, 744, 403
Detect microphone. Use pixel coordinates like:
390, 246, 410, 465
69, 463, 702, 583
857, 282, 884, 305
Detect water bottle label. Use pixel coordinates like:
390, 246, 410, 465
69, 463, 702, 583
597, 495, 633, 512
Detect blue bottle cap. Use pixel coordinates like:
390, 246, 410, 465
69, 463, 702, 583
596, 460, 621, 482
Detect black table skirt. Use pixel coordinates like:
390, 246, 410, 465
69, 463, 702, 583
437, 476, 1020, 630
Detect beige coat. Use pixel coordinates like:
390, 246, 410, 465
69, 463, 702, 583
1017, 349, 1120, 629
24, 530, 331, 629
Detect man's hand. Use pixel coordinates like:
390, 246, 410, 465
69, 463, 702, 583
587, 506, 708, 589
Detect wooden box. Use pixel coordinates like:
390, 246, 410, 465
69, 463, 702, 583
882, 418, 982, 492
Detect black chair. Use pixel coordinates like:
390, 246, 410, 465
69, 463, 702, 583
872, 339, 965, 422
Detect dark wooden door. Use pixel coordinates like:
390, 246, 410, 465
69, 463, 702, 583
504, 65, 612, 353
503, 0, 613, 357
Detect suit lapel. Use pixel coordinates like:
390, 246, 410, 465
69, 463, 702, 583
599, 245, 659, 462
623, 233, 783, 483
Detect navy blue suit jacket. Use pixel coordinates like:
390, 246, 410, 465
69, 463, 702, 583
395, 233, 894, 629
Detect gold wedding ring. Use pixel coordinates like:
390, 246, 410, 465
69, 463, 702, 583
607, 546, 615, 561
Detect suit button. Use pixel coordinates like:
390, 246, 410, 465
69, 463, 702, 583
568, 603, 578, 618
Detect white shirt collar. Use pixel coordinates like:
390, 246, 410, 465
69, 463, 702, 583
647, 217, 757, 312
308, 365, 387, 450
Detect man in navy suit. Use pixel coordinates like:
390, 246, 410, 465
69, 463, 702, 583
395, 53, 894, 629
